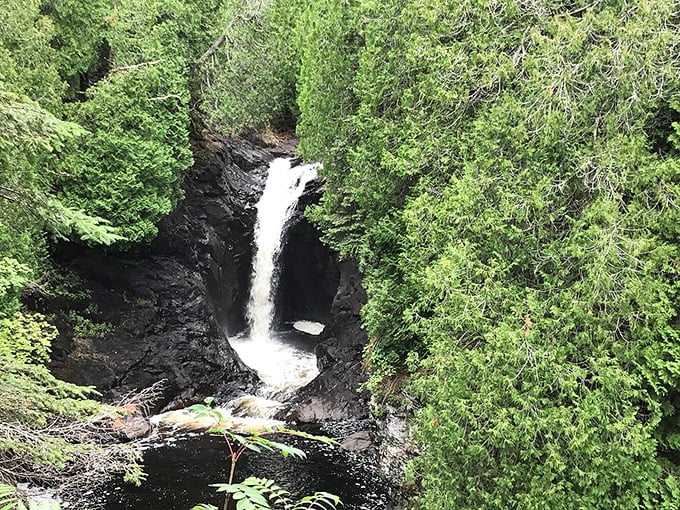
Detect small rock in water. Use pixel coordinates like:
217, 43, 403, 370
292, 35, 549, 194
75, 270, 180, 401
293, 320, 325, 335
119, 415, 151, 440
229, 395, 284, 418
341, 430, 373, 452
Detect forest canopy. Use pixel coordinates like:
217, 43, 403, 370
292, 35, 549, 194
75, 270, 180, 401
1, 0, 679, 508
0, 0, 216, 498
211, 0, 680, 507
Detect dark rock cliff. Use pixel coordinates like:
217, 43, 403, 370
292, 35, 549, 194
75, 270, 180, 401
281, 259, 371, 422
42, 133, 370, 419
46, 135, 273, 409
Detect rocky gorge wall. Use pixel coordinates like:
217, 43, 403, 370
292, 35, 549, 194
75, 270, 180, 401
41, 134, 369, 420
44, 135, 271, 409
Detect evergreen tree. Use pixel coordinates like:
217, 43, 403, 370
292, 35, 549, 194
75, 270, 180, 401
296, 0, 680, 507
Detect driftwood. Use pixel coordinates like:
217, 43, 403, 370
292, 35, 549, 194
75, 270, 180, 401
110, 60, 162, 74
0, 420, 141, 494
0, 380, 166, 500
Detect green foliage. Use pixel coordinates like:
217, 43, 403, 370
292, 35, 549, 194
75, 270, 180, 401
0, 356, 101, 427
197, 0, 305, 133
42, 198, 126, 245
0, 260, 33, 319
2, 0, 215, 246
47, 0, 242, 242
294, 0, 359, 161
0, 312, 56, 364
41, 267, 93, 303
205, 478, 340, 510
68, 309, 111, 339
0, 91, 85, 162
294, 0, 680, 507
0, 0, 249, 504
56, 36, 192, 241
40, 0, 110, 94
0, 86, 131, 339
0, 87, 124, 320
0, 0, 65, 110
0, 484, 16, 510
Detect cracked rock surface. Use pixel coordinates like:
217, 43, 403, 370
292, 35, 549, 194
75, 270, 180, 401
44, 135, 273, 410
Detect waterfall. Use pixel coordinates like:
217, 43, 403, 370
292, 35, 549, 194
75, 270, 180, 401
246, 158, 319, 341
222, 157, 322, 405
155, 158, 322, 427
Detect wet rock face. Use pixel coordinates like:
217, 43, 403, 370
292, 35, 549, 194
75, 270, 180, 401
48, 135, 273, 409
281, 259, 371, 422
45, 133, 365, 417
276, 179, 340, 326
157, 135, 273, 336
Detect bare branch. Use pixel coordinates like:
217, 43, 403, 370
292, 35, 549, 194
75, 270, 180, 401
195, 29, 233, 67
194, 1, 270, 67
148, 94, 183, 102
0, 380, 166, 499
111, 60, 162, 73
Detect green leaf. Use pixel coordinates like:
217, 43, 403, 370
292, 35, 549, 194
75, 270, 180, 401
210, 482, 270, 509
0, 484, 17, 510
292, 491, 341, 510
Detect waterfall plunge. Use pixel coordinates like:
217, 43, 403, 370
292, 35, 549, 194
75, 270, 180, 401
228, 158, 322, 403
247, 158, 319, 340
152, 159, 323, 427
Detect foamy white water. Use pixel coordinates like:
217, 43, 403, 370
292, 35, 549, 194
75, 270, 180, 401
247, 158, 319, 341
230, 331, 319, 399
154, 159, 323, 430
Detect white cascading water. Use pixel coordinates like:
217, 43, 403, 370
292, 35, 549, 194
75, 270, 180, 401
153, 158, 324, 431
229, 158, 322, 403
247, 158, 319, 341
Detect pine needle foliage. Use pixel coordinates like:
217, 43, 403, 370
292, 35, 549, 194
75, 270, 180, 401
290, 0, 680, 507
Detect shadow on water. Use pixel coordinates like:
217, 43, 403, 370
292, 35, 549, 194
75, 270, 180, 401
102, 431, 391, 510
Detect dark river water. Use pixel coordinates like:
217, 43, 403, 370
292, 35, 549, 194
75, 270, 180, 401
98, 426, 393, 510
93, 320, 394, 510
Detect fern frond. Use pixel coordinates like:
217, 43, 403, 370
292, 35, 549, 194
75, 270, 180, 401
291, 492, 341, 510
241, 477, 293, 509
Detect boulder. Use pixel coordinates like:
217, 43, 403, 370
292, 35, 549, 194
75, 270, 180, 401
340, 430, 373, 452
